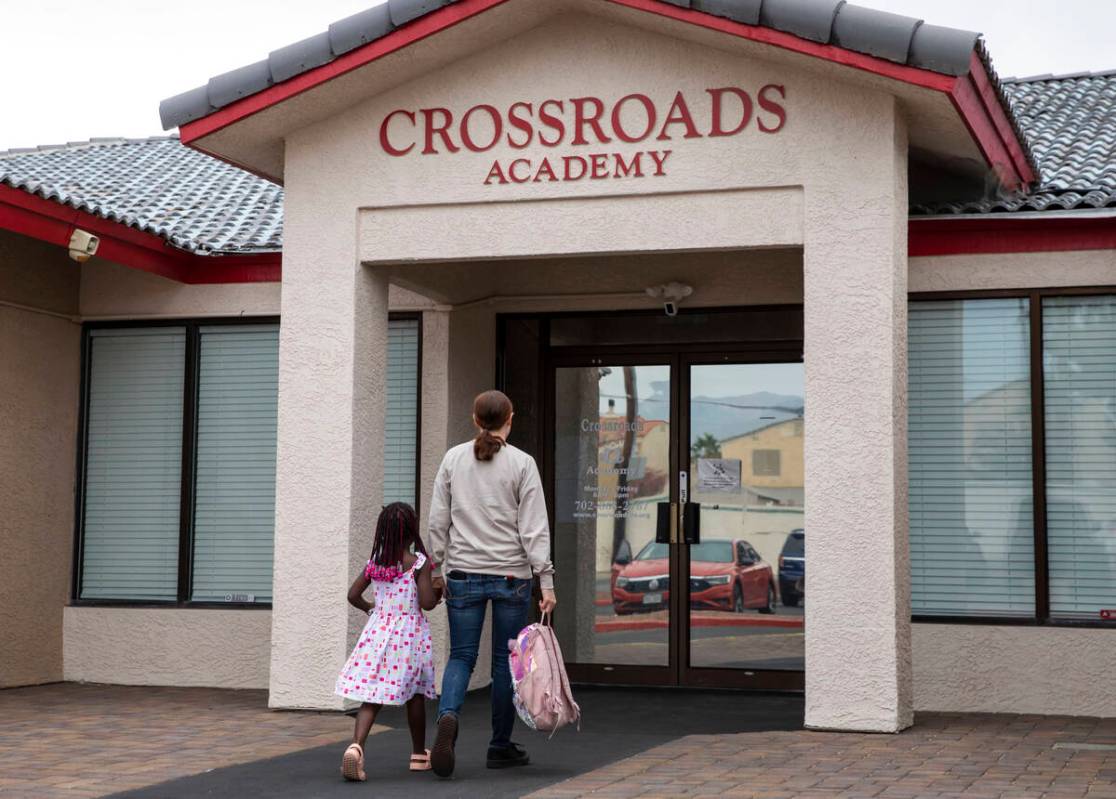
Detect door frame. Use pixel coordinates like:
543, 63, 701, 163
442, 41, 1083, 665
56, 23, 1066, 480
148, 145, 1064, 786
530, 308, 804, 691
678, 351, 804, 691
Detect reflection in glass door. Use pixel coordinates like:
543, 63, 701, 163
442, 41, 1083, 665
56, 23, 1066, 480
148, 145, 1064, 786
685, 363, 805, 674
552, 363, 673, 675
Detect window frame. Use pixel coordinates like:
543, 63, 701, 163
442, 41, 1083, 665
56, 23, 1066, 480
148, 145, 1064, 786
909, 285, 1116, 630
70, 313, 423, 609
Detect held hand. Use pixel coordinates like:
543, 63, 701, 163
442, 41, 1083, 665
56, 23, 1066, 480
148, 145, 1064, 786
432, 575, 445, 593
539, 589, 557, 614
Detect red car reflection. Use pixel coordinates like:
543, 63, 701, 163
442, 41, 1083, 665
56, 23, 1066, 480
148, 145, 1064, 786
612, 539, 776, 615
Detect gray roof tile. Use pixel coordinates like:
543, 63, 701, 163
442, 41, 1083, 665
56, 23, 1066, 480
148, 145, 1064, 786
269, 32, 335, 84
159, 0, 995, 131
759, 0, 844, 45
693, 0, 763, 24
907, 22, 979, 76
329, 5, 395, 55
832, 5, 921, 65
0, 137, 283, 255
914, 72, 1116, 215
388, 0, 456, 28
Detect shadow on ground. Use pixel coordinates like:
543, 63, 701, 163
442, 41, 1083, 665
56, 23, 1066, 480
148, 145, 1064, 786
108, 686, 803, 799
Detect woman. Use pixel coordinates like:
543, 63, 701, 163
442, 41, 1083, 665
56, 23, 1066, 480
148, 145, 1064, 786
428, 389, 557, 779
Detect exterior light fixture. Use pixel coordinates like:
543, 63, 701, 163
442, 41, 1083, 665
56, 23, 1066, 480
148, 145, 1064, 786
645, 282, 694, 317
68, 229, 99, 263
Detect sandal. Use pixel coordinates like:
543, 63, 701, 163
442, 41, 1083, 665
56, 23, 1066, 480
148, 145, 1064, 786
341, 743, 366, 782
410, 749, 432, 772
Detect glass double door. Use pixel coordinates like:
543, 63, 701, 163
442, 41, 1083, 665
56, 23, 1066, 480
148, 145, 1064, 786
550, 353, 805, 689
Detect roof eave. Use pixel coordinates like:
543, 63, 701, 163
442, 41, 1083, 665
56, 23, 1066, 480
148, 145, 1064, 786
0, 183, 281, 284
173, 0, 1033, 194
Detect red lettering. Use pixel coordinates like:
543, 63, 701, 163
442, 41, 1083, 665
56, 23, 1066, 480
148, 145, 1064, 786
589, 153, 609, 179
508, 158, 531, 183
611, 94, 656, 143
534, 157, 559, 182
379, 109, 416, 156
571, 97, 612, 146
507, 102, 534, 149
757, 84, 787, 133
538, 100, 566, 147
563, 155, 588, 181
613, 152, 644, 178
649, 149, 672, 176
657, 92, 701, 140
484, 160, 508, 185
707, 87, 753, 137
421, 107, 459, 154
460, 104, 503, 152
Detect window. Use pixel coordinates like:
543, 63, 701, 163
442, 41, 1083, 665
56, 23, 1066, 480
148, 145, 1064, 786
752, 449, 781, 477
909, 299, 1034, 617
384, 317, 420, 505
1043, 296, 1116, 620
191, 326, 280, 603
81, 328, 186, 601
76, 316, 421, 605
910, 292, 1116, 625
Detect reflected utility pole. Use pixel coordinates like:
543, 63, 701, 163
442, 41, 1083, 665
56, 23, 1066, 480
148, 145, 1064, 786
613, 366, 637, 560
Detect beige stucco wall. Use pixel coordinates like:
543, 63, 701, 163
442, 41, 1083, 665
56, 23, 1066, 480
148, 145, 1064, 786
910, 249, 1116, 292
909, 248, 1116, 717
79, 257, 281, 318
272, 9, 912, 730
0, 232, 80, 687
63, 607, 271, 688
913, 625, 1116, 717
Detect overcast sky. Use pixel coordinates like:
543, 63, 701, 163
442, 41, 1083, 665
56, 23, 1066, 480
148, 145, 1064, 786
2, 0, 1113, 149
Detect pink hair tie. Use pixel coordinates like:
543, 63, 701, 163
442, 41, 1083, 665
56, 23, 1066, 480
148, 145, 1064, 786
364, 561, 403, 582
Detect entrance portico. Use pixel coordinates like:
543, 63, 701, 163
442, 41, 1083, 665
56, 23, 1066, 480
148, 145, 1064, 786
160, 0, 1032, 732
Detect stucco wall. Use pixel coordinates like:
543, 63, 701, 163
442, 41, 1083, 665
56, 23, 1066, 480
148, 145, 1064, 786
914, 625, 1116, 717
0, 232, 80, 687
79, 257, 281, 318
909, 248, 1116, 717
272, 8, 912, 726
910, 249, 1116, 293
63, 607, 271, 688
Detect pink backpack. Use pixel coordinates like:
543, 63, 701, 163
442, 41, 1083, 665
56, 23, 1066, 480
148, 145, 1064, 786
508, 613, 581, 736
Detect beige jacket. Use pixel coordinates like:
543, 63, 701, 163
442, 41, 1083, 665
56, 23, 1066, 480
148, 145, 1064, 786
428, 441, 555, 590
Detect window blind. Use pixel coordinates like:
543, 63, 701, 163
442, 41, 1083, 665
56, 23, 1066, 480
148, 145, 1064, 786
909, 299, 1035, 617
1043, 295, 1116, 619
384, 318, 420, 506
191, 325, 279, 603
81, 328, 185, 601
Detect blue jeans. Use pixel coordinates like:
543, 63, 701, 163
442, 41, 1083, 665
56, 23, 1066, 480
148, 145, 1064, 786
437, 573, 531, 749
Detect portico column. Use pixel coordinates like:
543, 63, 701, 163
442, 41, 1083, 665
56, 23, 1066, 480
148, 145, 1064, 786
268, 181, 390, 710
803, 102, 912, 732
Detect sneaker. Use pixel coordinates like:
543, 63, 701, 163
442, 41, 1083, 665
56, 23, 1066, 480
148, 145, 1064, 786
486, 741, 530, 769
430, 713, 458, 778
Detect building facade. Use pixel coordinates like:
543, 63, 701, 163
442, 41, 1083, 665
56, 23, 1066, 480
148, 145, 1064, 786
2, 0, 1115, 733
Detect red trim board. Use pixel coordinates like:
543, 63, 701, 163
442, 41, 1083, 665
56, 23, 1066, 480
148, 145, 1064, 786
178, 0, 1033, 191
910, 216, 1116, 257
0, 184, 281, 284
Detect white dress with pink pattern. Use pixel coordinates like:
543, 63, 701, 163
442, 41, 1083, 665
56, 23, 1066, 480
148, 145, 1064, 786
335, 553, 438, 705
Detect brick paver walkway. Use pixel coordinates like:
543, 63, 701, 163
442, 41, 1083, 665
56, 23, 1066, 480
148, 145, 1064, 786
0, 683, 353, 798
528, 713, 1116, 799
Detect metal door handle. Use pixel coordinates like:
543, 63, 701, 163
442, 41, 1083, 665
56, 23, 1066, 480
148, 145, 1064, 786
683, 502, 702, 545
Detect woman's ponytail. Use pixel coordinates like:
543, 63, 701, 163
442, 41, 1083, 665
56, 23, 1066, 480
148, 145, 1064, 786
473, 390, 513, 461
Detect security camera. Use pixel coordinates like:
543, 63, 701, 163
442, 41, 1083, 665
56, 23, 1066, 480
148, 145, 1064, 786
68, 229, 99, 263
645, 282, 693, 317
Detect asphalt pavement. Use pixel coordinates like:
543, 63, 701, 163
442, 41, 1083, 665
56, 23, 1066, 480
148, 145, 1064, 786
107, 686, 803, 799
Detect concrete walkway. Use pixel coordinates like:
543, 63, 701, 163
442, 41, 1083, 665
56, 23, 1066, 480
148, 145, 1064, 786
4, 683, 1116, 798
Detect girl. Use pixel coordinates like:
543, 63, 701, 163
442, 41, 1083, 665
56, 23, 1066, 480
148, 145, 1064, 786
335, 502, 441, 780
